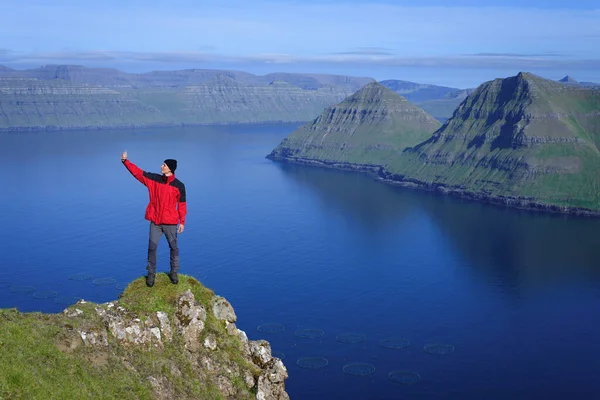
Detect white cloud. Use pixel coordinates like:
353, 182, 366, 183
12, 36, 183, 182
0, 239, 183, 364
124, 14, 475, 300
2, 49, 599, 71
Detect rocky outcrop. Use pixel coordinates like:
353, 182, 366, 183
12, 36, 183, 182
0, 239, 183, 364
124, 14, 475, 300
45, 279, 290, 400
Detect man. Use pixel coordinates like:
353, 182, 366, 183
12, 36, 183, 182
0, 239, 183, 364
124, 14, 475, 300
121, 151, 187, 287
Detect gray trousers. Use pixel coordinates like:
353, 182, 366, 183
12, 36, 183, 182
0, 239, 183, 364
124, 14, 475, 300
147, 222, 179, 274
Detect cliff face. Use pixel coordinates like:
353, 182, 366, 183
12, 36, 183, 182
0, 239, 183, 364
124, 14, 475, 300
0, 65, 374, 130
0, 78, 168, 130
0, 275, 289, 400
387, 72, 600, 212
267, 81, 441, 168
163, 76, 356, 124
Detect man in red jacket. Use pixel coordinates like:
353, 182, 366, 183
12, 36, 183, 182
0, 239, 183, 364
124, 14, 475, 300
121, 151, 187, 287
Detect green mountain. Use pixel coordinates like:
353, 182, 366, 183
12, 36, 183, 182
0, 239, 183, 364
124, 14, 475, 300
378, 79, 461, 103
0, 65, 374, 130
379, 79, 474, 120
558, 75, 600, 89
267, 81, 442, 168
269, 72, 600, 215
3, 65, 374, 90
384, 72, 600, 214
0, 77, 167, 130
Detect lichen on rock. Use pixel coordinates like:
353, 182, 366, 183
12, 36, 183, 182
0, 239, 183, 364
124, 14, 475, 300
212, 295, 237, 323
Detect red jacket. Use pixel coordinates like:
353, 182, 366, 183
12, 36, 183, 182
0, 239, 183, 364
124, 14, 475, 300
123, 159, 187, 225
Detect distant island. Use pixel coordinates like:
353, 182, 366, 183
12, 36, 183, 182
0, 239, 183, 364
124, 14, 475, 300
268, 72, 600, 217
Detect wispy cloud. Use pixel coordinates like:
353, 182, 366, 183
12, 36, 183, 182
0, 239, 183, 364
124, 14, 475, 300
0, 1, 598, 86
468, 52, 566, 58
3, 49, 599, 71
334, 47, 394, 56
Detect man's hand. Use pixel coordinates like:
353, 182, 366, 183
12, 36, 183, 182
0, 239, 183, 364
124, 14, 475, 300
178, 224, 185, 234
121, 151, 127, 161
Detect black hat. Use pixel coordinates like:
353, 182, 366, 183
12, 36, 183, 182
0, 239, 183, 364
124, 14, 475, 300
164, 159, 177, 173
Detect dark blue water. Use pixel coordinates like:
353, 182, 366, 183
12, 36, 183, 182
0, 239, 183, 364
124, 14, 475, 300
2, 124, 600, 399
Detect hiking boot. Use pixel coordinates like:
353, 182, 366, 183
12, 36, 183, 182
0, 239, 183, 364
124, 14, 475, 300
168, 271, 178, 284
146, 273, 156, 287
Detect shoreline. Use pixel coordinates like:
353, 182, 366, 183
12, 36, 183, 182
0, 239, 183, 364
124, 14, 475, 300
266, 154, 600, 219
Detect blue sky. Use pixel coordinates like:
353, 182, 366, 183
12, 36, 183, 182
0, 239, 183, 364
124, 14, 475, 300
1, 0, 599, 88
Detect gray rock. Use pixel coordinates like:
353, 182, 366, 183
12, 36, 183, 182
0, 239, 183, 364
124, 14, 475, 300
96, 303, 162, 348
267, 359, 288, 384
64, 308, 83, 318
225, 321, 238, 336
204, 334, 217, 350
156, 311, 172, 342
78, 330, 108, 347
249, 340, 273, 368
244, 370, 256, 389
201, 356, 215, 372
217, 376, 236, 397
175, 290, 206, 352
257, 359, 290, 400
237, 328, 251, 356
212, 296, 237, 323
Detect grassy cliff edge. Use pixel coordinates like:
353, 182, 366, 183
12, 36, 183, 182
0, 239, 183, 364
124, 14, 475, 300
0, 274, 289, 400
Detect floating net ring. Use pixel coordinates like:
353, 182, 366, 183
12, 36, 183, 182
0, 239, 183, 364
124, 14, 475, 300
68, 273, 94, 281
9, 285, 35, 293
389, 370, 420, 384
93, 278, 116, 286
379, 337, 411, 349
423, 343, 455, 355
342, 362, 376, 376
336, 333, 367, 344
297, 357, 329, 369
295, 328, 324, 338
33, 291, 58, 299
257, 323, 285, 334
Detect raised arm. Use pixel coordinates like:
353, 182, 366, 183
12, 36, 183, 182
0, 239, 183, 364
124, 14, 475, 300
121, 151, 148, 186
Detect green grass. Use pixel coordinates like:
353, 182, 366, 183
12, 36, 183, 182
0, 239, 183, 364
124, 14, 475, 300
0, 309, 152, 399
0, 275, 260, 400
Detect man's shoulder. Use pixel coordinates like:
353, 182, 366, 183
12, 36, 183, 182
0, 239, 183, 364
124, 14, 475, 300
171, 178, 186, 189
143, 171, 163, 182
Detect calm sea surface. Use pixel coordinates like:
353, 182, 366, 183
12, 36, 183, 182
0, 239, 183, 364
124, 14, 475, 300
2, 124, 600, 399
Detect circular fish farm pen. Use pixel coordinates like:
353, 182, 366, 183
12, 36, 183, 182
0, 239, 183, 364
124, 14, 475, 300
295, 328, 325, 338
379, 337, 411, 349
68, 273, 94, 281
423, 343, 455, 355
297, 357, 329, 369
257, 323, 285, 334
342, 362, 376, 376
388, 370, 421, 384
336, 333, 367, 344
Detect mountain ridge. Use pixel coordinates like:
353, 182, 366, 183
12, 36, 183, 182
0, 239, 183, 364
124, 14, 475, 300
267, 81, 441, 169
269, 72, 600, 216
